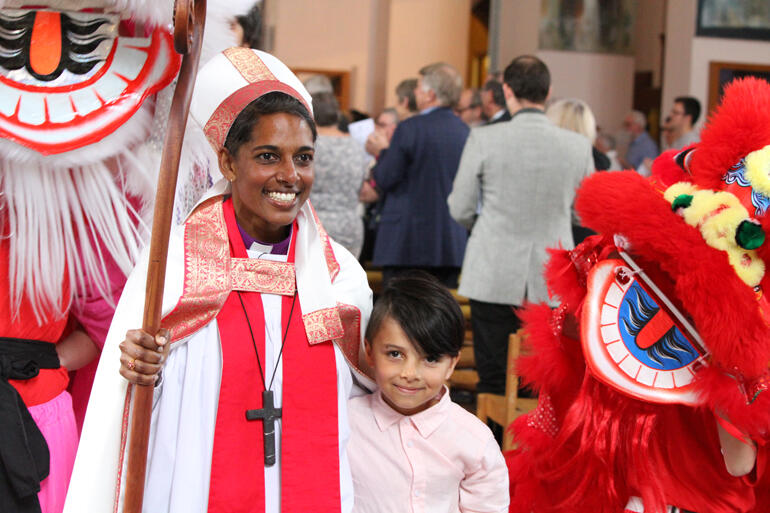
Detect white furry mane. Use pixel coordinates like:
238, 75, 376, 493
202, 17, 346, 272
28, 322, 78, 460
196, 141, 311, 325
2, 154, 152, 322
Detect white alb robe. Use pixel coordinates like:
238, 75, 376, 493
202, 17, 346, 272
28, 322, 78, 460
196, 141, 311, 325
64, 180, 373, 513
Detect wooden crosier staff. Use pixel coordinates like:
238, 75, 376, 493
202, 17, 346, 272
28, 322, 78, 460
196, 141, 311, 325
123, 1, 206, 512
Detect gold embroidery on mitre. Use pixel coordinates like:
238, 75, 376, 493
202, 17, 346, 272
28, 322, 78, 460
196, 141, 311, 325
203, 82, 310, 151
223, 47, 275, 83
203, 99, 241, 150
231, 258, 295, 295
303, 307, 344, 345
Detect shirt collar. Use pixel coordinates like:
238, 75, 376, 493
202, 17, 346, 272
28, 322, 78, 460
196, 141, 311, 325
511, 107, 545, 121
420, 106, 440, 115
237, 216, 292, 255
490, 108, 506, 122
372, 386, 451, 438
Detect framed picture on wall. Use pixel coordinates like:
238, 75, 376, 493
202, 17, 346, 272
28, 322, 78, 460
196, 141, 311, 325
538, 0, 635, 54
708, 61, 770, 113
696, 0, 770, 41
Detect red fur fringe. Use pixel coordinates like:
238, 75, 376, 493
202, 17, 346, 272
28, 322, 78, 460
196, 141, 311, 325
542, 247, 586, 311
695, 366, 770, 439
650, 148, 691, 187
691, 78, 770, 191
516, 304, 584, 404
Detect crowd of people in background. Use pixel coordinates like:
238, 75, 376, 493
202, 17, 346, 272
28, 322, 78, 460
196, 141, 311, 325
292, 57, 707, 438
294, 56, 706, 424
301, 63, 702, 260
300, 58, 703, 279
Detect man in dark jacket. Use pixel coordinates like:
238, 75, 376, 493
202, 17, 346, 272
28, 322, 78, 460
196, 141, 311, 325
371, 62, 469, 288
482, 80, 511, 125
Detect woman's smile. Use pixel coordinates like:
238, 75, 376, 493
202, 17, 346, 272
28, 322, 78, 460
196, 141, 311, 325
264, 190, 298, 206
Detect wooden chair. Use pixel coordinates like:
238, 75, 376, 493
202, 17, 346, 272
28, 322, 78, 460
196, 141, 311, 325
475, 330, 538, 451
448, 292, 479, 390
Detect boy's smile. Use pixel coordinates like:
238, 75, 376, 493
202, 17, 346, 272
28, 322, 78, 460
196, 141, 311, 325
365, 316, 459, 416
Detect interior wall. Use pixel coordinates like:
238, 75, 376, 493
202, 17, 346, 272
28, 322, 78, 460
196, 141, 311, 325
366, 0, 391, 112
540, 51, 635, 133
661, 0, 770, 129
384, 0, 471, 108
493, 0, 634, 134
496, 0, 539, 65
265, 0, 379, 112
660, 0, 696, 127
690, 38, 770, 117
633, 0, 665, 87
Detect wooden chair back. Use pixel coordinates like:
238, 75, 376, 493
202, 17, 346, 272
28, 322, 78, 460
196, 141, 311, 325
476, 330, 538, 451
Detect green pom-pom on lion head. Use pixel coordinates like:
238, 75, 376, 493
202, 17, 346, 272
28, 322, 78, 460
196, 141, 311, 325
736, 219, 766, 250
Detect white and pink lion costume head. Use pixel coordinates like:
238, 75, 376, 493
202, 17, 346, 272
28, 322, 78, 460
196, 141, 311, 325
0, 0, 253, 318
0, 0, 255, 421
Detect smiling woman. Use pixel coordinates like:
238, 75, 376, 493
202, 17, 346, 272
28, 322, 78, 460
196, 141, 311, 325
65, 48, 374, 513
219, 93, 317, 243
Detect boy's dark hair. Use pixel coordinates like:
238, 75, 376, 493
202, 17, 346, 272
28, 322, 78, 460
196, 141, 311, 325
366, 272, 464, 358
503, 55, 550, 105
674, 96, 701, 125
224, 92, 317, 155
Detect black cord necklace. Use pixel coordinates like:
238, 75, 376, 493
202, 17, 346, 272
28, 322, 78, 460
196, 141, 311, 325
239, 289, 297, 466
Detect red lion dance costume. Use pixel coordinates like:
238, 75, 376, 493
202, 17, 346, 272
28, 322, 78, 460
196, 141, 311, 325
508, 78, 770, 513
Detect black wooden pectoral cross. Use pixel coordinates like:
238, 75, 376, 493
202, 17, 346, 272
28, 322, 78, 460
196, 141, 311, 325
245, 390, 282, 466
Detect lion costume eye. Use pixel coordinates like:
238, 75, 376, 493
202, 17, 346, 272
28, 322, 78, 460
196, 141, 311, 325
582, 259, 708, 406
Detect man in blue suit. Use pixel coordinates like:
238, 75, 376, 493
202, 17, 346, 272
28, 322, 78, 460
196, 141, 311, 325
371, 62, 469, 288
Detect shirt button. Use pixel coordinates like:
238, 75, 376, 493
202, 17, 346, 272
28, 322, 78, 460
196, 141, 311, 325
414, 490, 420, 497
407, 441, 414, 448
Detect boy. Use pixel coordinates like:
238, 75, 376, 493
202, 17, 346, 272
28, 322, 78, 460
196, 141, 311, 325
348, 273, 509, 512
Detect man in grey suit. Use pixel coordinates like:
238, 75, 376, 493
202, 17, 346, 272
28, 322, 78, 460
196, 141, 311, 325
448, 55, 594, 396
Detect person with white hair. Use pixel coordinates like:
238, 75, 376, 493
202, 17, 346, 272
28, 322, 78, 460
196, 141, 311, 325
621, 110, 659, 172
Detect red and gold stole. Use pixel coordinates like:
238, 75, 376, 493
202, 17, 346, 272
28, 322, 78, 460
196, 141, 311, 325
207, 198, 340, 512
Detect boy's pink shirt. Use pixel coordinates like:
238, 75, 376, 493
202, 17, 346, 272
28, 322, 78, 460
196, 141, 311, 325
347, 387, 509, 513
